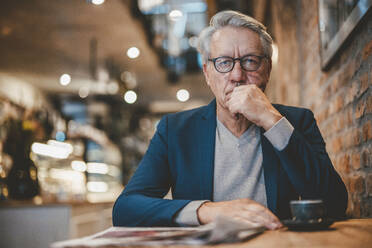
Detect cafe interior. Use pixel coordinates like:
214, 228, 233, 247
0, 0, 371, 247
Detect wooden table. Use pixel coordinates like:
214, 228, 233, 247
53, 218, 372, 248
116, 219, 371, 248
216, 218, 372, 248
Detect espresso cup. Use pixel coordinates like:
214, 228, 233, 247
290, 199, 326, 221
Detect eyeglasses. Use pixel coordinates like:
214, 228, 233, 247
208, 54, 268, 73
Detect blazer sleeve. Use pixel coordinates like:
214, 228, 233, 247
112, 116, 191, 227
276, 108, 348, 217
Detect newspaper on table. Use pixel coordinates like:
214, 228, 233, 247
51, 216, 266, 248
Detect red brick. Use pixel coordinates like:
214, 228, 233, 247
366, 95, 372, 114
305, 67, 319, 91
338, 61, 355, 89
359, 72, 369, 96
331, 75, 341, 95
349, 174, 365, 194
340, 175, 349, 188
335, 115, 343, 132
315, 112, 322, 123
332, 136, 342, 153
338, 112, 350, 132
324, 121, 335, 138
362, 121, 372, 142
353, 129, 362, 146
319, 74, 327, 86
336, 95, 344, 112
355, 100, 366, 119
343, 107, 353, 127
337, 153, 350, 174
351, 152, 361, 171
345, 189, 353, 216
322, 108, 329, 122
329, 100, 336, 116
322, 84, 331, 102
351, 197, 361, 218
345, 80, 359, 105
361, 148, 371, 168
344, 129, 361, 148
366, 174, 372, 197
362, 201, 372, 217
362, 39, 372, 61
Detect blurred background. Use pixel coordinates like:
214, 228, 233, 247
0, 0, 371, 247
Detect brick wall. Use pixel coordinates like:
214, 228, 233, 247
265, 0, 372, 217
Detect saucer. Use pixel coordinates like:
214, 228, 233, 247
282, 218, 335, 231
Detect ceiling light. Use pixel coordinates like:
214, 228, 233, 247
31, 142, 72, 159
47, 140, 74, 154
124, 90, 137, 104
55, 131, 66, 142
60, 74, 71, 86
127, 47, 140, 59
138, 0, 164, 13
107, 81, 119, 94
92, 0, 105, 5
169, 10, 183, 21
71, 161, 87, 172
79, 86, 90, 98
120, 71, 137, 89
87, 162, 109, 174
176, 89, 190, 102
188, 36, 198, 48
87, 181, 108, 192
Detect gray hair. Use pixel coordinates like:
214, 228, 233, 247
197, 10, 273, 64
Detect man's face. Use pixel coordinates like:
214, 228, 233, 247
203, 26, 272, 111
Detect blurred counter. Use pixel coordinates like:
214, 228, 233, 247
0, 199, 115, 248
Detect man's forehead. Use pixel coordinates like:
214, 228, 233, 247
210, 26, 262, 55
211, 26, 259, 41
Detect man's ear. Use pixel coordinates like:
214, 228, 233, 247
267, 58, 272, 77
203, 63, 210, 86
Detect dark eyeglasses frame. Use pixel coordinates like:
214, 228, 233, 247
208, 54, 269, 73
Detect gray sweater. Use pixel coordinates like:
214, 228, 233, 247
174, 117, 294, 226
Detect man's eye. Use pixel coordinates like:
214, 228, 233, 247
217, 59, 232, 66
242, 57, 259, 64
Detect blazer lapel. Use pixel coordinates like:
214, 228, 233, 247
261, 131, 279, 214
197, 100, 216, 200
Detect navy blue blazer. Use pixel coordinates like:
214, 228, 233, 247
113, 99, 347, 227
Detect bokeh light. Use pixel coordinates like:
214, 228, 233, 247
176, 89, 190, 102
124, 90, 137, 104
59, 74, 71, 86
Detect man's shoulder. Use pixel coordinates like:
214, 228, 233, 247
163, 100, 215, 123
157, 103, 215, 130
168, 104, 209, 119
273, 103, 312, 113
272, 104, 315, 123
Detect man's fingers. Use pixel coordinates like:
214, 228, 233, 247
198, 197, 283, 230
240, 202, 282, 229
232, 216, 263, 228
239, 208, 282, 230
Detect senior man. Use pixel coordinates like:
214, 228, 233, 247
113, 10, 347, 229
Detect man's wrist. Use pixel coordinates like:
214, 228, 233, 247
260, 111, 283, 131
197, 201, 214, 224
174, 200, 209, 226
264, 117, 294, 151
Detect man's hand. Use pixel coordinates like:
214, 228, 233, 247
226, 85, 282, 130
197, 199, 282, 230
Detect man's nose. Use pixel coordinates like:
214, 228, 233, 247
229, 61, 246, 83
